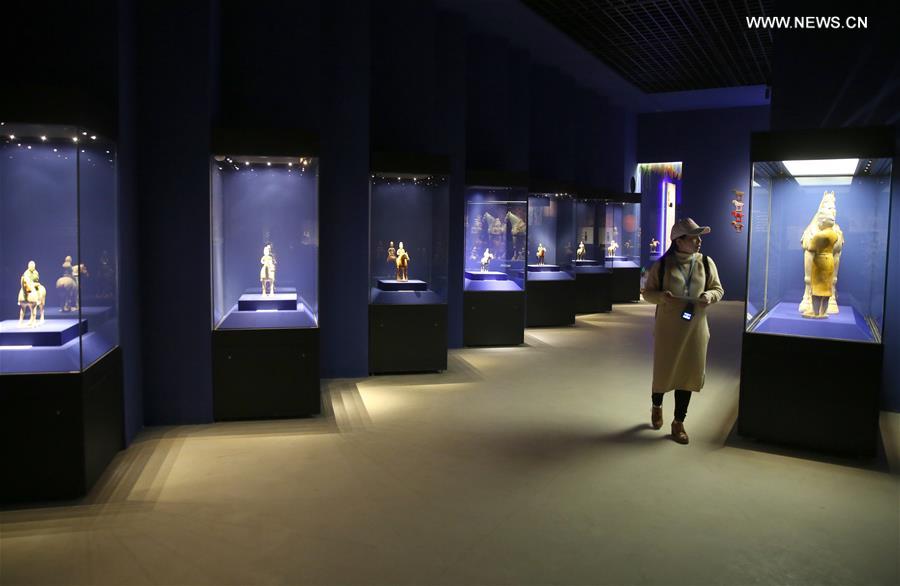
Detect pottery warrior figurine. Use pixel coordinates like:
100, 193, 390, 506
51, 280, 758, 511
395, 241, 410, 281
799, 191, 843, 315
56, 255, 87, 312
480, 248, 494, 272
18, 261, 46, 326
576, 241, 586, 261
536, 243, 546, 265
260, 244, 276, 295
649, 237, 660, 254
607, 239, 619, 257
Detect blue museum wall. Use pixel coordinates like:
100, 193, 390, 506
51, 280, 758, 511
370, 0, 437, 154
435, 11, 467, 348
118, 0, 143, 443
136, 1, 217, 424
218, 0, 321, 130
465, 35, 530, 175
637, 106, 771, 300
767, 0, 900, 411
529, 66, 579, 185
319, 0, 371, 378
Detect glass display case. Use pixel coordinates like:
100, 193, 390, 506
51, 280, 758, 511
463, 183, 527, 346
464, 187, 527, 290
369, 165, 449, 372
211, 155, 318, 331
1, 122, 122, 502
602, 194, 642, 303
1, 124, 119, 374
568, 196, 612, 313
526, 191, 575, 327
745, 158, 891, 343
369, 173, 448, 305
738, 127, 893, 457
209, 143, 320, 420
602, 200, 641, 269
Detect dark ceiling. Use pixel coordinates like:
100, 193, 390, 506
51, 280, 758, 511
521, 0, 775, 93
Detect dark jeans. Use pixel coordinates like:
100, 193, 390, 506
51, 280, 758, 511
652, 390, 692, 422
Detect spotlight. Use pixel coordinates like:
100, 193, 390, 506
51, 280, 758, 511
267, 162, 271, 166
90, 135, 96, 140
73, 137, 78, 143
289, 162, 293, 167
81, 131, 87, 136
40, 135, 47, 141
245, 161, 249, 166
8, 134, 14, 139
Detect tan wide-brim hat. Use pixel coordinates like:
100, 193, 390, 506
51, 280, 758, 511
670, 217, 711, 241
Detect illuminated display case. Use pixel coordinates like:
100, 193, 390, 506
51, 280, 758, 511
637, 162, 681, 265
739, 127, 893, 457
568, 194, 612, 313
369, 153, 449, 373
602, 194, 642, 302
210, 129, 320, 420
526, 188, 575, 327
463, 176, 527, 346
1, 122, 122, 502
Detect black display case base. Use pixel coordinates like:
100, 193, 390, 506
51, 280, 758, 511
738, 332, 882, 458
526, 280, 575, 327
369, 303, 447, 373
464, 290, 525, 346
1, 347, 124, 503
213, 328, 320, 420
575, 272, 612, 314
611, 267, 641, 303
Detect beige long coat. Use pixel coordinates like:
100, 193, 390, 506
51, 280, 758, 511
643, 251, 724, 393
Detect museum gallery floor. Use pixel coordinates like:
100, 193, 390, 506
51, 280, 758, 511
1, 302, 898, 586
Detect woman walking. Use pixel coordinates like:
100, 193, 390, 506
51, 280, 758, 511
642, 218, 724, 444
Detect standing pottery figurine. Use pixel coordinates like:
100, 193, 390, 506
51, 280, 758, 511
649, 237, 660, 254
803, 215, 840, 319
260, 244, 276, 295
799, 191, 843, 315
536, 243, 546, 265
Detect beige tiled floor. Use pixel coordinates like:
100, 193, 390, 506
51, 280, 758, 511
2, 302, 898, 585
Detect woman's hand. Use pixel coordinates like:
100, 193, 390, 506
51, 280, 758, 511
663, 291, 675, 303
698, 292, 711, 306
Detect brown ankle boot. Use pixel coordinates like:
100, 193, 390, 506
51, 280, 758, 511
671, 421, 689, 444
651, 406, 663, 429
